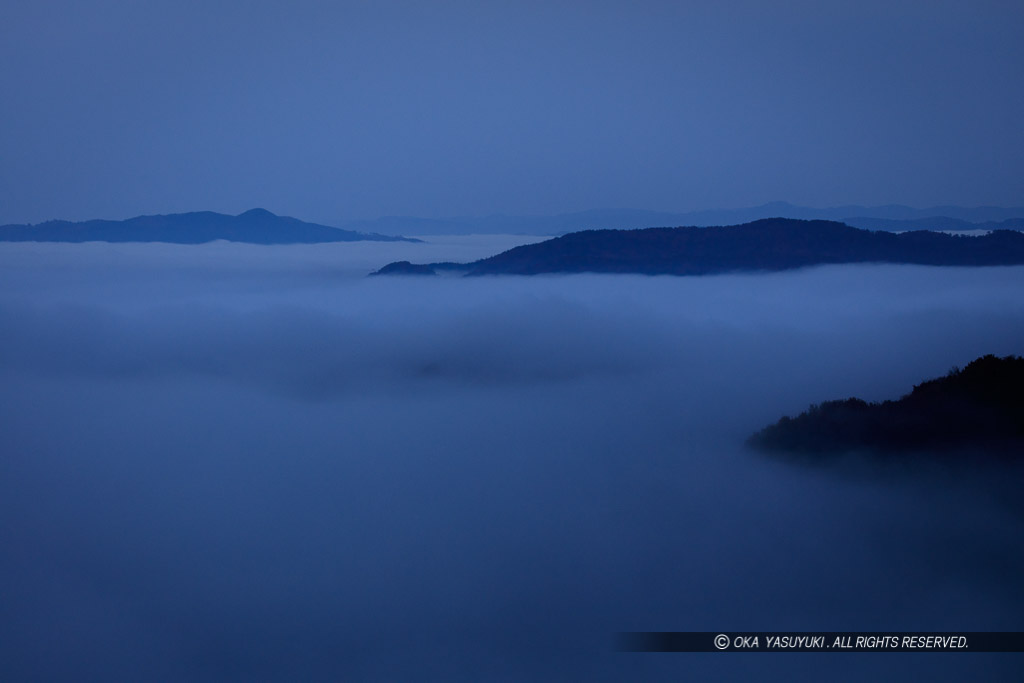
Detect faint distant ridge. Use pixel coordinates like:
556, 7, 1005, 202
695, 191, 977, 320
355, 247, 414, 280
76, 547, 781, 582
0, 208, 418, 244
371, 218, 1024, 276
842, 216, 1024, 232
342, 202, 1024, 236
748, 354, 1024, 456
680, 200, 1024, 226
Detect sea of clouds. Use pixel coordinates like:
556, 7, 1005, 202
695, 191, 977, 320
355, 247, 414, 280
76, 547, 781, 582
1, 237, 1023, 681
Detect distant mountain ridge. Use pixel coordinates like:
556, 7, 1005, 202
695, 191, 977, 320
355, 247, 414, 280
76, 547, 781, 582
842, 216, 1024, 232
342, 202, 1024, 236
371, 218, 1024, 276
0, 208, 418, 244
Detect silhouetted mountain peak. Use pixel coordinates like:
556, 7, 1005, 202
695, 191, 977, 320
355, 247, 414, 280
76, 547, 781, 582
239, 208, 276, 219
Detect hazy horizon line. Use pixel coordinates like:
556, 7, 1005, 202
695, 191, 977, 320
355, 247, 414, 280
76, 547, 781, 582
7, 199, 1024, 229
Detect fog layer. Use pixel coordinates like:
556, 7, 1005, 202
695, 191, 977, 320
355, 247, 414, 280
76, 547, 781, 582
1, 239, 1023, 681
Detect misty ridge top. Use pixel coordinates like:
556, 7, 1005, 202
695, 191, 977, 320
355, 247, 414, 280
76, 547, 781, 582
749, 354, 1024, 457
371, 218, 1024, 276
0, 208, 419, 244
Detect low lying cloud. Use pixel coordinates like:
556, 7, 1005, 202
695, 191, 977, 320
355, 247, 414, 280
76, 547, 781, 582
2, 240, 1023, 681
0, 293, 672, 395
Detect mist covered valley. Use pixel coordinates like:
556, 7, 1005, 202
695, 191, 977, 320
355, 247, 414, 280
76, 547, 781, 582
2, 236, 1023, 681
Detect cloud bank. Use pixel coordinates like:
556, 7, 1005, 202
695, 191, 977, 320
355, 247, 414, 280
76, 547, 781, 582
1, 240, 1023, 680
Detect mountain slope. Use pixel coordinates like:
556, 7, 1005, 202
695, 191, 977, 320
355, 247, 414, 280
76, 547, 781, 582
461, 219, 1024, 276
748, 355, 1024, 455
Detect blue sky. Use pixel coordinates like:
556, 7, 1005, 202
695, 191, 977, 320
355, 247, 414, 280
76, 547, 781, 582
2, 0, 1022, 224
